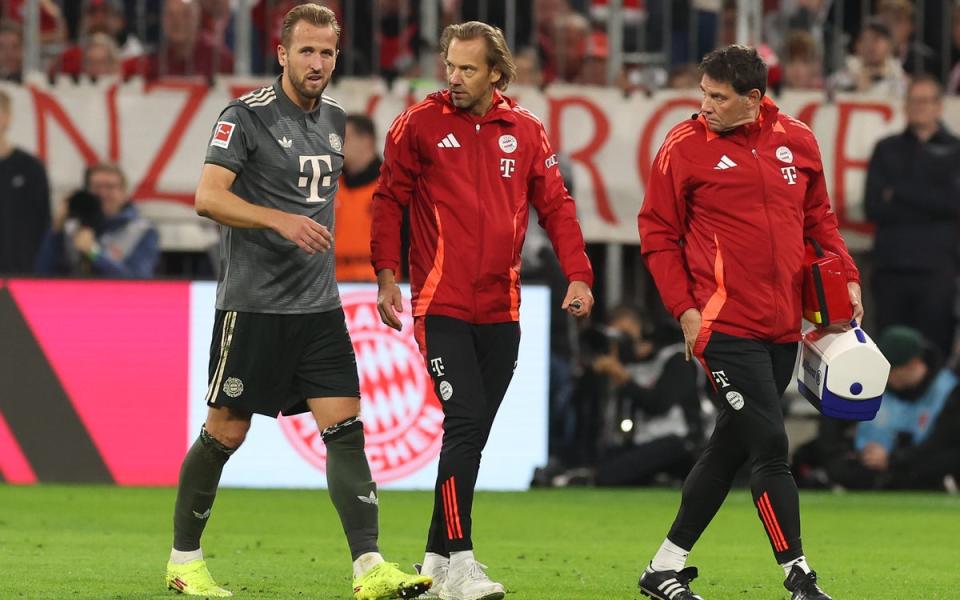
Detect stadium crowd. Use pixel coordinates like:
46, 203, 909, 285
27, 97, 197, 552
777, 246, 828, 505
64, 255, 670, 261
1, 0, 959, 494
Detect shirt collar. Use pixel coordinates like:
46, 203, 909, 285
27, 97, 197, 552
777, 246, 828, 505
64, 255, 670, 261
273, 75, 324, 119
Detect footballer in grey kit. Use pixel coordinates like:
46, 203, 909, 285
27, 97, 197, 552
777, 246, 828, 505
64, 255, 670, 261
163, 4, 431, 600
205, 77, 344, 313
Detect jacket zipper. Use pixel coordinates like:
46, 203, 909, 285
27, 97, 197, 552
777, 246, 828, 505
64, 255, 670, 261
474, 121, 483, 317
752, 144, 779, 332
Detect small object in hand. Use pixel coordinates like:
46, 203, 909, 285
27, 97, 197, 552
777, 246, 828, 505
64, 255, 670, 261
570, 299, 583, 311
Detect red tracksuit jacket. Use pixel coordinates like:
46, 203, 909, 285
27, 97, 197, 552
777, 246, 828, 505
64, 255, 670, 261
371, 89, 593, 324
638, 97, 859, 344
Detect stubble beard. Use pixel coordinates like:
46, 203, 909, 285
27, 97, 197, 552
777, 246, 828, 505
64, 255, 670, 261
290, 70, 327, 101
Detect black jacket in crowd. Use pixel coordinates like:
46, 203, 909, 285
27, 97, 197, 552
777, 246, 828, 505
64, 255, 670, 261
864, 124, 960, 272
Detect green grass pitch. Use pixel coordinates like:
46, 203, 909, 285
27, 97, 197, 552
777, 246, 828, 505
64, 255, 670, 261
0, 485, 956, 599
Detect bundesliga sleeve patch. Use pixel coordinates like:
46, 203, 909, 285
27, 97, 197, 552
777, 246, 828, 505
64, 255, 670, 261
210, 121, 236, 149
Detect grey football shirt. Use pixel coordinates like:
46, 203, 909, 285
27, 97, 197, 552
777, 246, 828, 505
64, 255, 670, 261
204, 77, 346, 313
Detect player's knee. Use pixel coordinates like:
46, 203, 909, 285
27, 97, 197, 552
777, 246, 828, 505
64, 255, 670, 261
321, 416, 363, 444
202, 421, 249, 450
748, 428, 789, 462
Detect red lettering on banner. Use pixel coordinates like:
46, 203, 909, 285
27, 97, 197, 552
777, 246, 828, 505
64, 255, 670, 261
795, 102, 819, 128
637, 98, 701, 187
131, 81, 209, 205
30, 83, 121, 165
833, 102, 892, 232
365, 94, 381, 117
548, 96, 615, 223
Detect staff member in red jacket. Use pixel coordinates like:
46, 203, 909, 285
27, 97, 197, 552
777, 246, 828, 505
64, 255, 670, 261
372, 21, 594, 600
638, 45, 862, 600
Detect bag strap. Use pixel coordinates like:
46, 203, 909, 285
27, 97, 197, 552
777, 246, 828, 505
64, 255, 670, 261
805, 237, 825, 258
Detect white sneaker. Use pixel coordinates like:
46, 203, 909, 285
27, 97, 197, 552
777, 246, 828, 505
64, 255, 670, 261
415, 553, 448, 599
439, 556, 505, 600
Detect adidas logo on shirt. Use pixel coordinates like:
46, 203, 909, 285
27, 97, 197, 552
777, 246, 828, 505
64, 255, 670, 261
714, 155, 737, 170
437, 133, 461, 148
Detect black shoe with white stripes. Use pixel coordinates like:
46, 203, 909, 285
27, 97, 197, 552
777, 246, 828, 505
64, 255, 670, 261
638, 563, 704, 600
783, 565, 832, 600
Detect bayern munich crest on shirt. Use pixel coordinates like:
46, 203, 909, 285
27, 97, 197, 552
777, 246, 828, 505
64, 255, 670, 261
278, 290, 444, 483
776, 146, 794, 164
498, 134, 518, 153
329, 133, 343, 152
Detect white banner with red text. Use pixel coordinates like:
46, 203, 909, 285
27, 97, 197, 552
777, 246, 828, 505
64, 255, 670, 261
4, 78, 958, 248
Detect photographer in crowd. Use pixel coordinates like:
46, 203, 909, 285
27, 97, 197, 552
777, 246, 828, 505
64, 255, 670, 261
35, 163, 159, 278
557, 305, 708, 485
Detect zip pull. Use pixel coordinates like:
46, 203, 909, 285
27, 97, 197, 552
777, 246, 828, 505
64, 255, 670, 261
475, 123, 480, 133
752, 148, 759, 159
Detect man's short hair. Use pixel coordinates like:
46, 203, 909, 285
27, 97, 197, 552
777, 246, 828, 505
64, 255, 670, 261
908, 73, 943, 98
346, 114, 376, 140
862, 17, 893, 40
699, 44, 768, 97
85, 162, 127, 189
440, 21, 517, 92
281, 3, 340, 48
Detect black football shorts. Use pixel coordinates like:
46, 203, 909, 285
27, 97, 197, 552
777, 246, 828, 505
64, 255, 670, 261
205, 307, 360, 417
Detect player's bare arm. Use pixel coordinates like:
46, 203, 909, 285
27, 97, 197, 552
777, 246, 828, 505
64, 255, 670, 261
375, 268, 404, 331
195, 163, 332, 255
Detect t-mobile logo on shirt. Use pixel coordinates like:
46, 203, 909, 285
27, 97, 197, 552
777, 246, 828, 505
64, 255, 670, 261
781, 166, 798, 185
500, 158, 516, 178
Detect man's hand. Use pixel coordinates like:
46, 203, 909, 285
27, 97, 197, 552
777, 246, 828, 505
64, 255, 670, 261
72, 227, 97, 255
848, 281, 864, 324
679, 308, 702, 362
561, 281, 594, 317
376, 269, 404, 331
273, 213, 332, 255
861, 442, 889, 471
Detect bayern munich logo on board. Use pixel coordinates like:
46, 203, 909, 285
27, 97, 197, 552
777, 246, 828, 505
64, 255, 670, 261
278, 290, 443, 483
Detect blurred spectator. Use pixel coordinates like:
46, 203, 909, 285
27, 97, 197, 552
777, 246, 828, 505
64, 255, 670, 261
550, 11, 591, 83
781, 29, 823, 91
668, 0, 721, 65
376, 0, 418, 81
864, 75, 960, 359
827, 327, 960, 491
876, 0, 938, 77
334, 114, 380, 283
35, 163, 159, 278
83, 33, 121, 80
0, 89, 50, 274
1, 0, 65, 46
574, 29, 609, 86
547, 305, 707, 486
146, 0, 234, 81
764, 0, 830, 61
199, 0, 232, 47
52, 0, 144, 80
830, 18, 907, 97
534, 0, 573, 84
665, 64, 699, 90
589, 0, 645, 54
0, 19, 22, 83
513, 46, 544, 88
